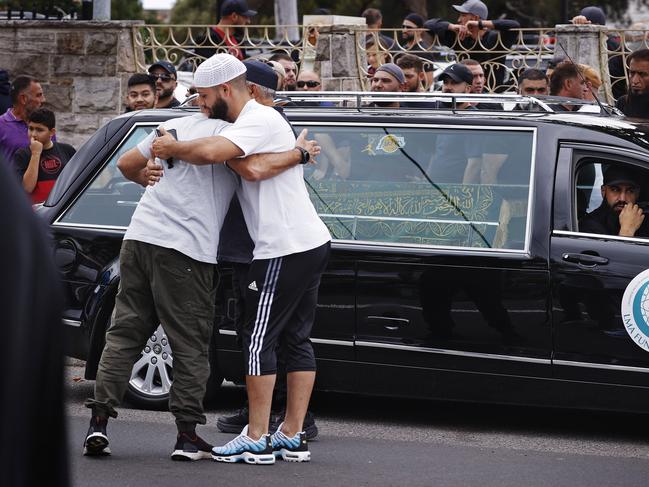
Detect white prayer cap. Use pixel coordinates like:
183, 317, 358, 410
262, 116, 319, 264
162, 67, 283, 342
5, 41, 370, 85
193, 53, 247, 88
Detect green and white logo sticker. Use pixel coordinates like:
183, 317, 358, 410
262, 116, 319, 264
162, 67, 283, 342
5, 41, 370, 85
621, 269, 649, 352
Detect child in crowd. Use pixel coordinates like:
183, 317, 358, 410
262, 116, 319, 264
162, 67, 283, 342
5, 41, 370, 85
14, 108, 75, 204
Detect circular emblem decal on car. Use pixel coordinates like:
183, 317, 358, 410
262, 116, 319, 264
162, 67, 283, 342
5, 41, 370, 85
621, 269, 649, 352
375, 134, 405, 154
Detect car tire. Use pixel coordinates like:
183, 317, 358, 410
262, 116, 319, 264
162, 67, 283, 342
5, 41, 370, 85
124, 324, 224, 409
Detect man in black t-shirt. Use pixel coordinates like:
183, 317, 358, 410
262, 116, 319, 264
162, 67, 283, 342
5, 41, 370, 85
14, 108, 75, 204
425, 0, 520, 92
148, 61, 181, 109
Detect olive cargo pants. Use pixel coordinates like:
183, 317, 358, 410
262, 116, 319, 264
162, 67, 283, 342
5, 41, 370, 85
85, 240, 217, 430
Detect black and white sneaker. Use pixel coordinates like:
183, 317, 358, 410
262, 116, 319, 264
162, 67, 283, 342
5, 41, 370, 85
83, 416, 111, 456
216, 407, 249, 434
171, 431, 213, 461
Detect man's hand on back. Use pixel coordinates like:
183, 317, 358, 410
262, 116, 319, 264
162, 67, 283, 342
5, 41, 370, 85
295, 129, 321, 164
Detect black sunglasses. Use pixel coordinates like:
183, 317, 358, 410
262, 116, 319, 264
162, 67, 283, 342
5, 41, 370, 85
297, 80, 320, 88
150, 73, 175, 82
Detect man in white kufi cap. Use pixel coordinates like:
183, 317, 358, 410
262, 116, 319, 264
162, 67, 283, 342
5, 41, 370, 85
152, 53, 330, 465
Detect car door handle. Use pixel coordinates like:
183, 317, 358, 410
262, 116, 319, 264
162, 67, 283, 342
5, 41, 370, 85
562, 253, 609, 266
366, 316, 410, 331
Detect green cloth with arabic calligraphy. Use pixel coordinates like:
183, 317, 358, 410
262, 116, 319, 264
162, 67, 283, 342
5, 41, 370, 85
307, 180, 528, 249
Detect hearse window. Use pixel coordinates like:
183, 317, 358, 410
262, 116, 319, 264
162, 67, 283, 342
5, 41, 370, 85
58, 126, 154, 228
575, 159, 649, 239
295, 124, 535, 250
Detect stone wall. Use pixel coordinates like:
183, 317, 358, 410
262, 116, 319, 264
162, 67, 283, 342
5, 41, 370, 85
0, 20, 144, 149
302, 15, 367, 92
555, 24, 613, 104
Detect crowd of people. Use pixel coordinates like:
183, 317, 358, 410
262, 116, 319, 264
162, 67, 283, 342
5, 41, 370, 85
3, 1, 649, 205
181, 1, 649, 118
358, 2, 649, 118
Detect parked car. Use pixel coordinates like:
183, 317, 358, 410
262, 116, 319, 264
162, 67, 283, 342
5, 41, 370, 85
41, 93, 649, 412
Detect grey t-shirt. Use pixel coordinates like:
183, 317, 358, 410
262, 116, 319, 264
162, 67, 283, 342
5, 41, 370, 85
124, 114, 236, 264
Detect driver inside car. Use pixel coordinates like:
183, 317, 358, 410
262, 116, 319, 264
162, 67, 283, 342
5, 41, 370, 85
579, 165, 649, 238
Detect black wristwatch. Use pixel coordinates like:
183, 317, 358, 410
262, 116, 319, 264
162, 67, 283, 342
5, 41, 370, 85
296, 146, 310, 164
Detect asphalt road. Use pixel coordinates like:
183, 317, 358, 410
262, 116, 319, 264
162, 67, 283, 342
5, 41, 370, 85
65, 364, 649, 487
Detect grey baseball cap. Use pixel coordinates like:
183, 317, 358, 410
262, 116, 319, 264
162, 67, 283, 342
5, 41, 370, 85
453, 0, 489, 20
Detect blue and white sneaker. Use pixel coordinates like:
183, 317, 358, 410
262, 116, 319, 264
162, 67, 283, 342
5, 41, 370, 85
270, 423, 311, 462
211, 425, 275, 465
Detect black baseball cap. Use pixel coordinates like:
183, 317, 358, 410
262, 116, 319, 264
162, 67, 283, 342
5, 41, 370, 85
439, 63, 474, 84
221, 0, 257, 17
580, 6, 606, 26
243, 60, 278, 91
404, 13, 424, 28
149, 61, 177, 76
603, 166, 641, 188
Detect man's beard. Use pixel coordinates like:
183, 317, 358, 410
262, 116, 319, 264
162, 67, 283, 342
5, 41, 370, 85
207, 97, 230, 121
285, 82, 297, 91
158, 87, 175, 99
610, 200, 628, 213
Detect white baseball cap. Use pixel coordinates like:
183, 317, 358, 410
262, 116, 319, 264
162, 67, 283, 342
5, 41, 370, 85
194, 53, 247, 88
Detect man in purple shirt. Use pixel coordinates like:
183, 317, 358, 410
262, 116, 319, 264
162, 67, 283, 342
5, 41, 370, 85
0, 75, 46, 164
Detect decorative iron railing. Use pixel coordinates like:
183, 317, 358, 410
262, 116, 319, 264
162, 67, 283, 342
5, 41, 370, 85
132, 24, 649, 99
134, 24, 304, 72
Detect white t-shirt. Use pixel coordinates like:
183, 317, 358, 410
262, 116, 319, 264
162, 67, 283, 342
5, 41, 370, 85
220, 100, 331, 260
124, 114, 236, 264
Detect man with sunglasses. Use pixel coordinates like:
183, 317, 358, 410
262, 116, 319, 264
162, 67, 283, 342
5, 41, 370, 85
296, 71, 321, 91
148, 61, 181, 109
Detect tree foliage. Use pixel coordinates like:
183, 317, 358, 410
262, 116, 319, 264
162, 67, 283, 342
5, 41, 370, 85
111, 0, 143, 20
11, 0, 649, 26
171, 0, 217, 24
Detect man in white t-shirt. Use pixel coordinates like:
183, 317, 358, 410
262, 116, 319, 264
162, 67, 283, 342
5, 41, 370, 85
82, 77, 319, 460
152, 53, 331, 465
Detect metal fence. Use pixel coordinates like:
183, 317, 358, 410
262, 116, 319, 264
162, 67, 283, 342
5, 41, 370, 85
132, 24, 649, 98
